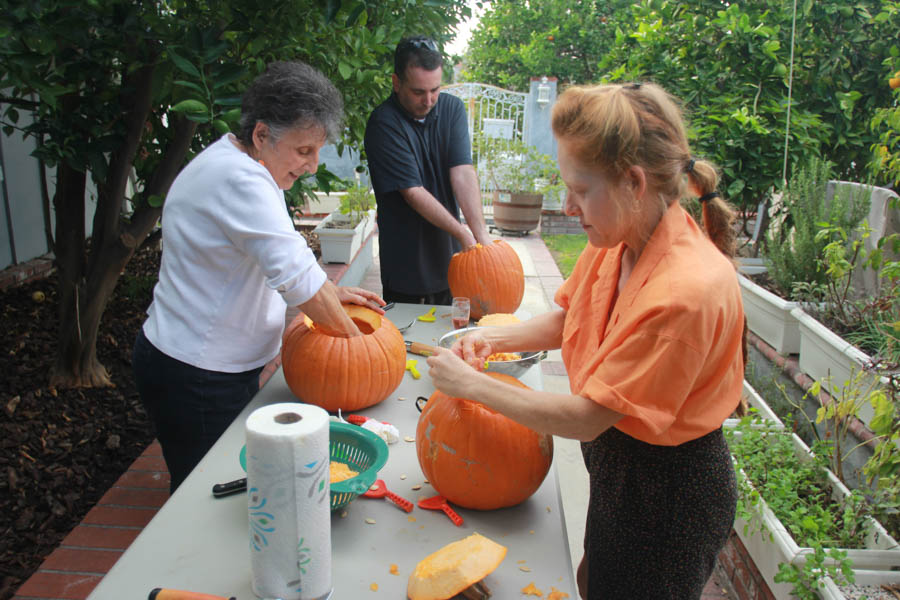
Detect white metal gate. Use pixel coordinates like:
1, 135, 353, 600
441, 83, 528, 215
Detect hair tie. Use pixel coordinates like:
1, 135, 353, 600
685, 159, 695, 174
698, 191, 719, 203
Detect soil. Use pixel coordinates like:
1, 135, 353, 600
0, 227, 320, 600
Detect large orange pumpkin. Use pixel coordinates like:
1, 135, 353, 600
415, 372, 553, 510
281, 304, 406, 412
447, 240, 524, 320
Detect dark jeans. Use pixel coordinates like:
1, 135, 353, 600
132, 329, 262, 493
381, 286, 452, 306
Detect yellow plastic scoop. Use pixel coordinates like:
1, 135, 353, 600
417, 307, 437, 322
406, 359, 421, 379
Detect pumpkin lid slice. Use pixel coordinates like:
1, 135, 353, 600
407, 532, 507, 600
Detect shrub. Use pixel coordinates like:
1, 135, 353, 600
763, 158, 870, 297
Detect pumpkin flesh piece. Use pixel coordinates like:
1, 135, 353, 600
407, 533, 507, 600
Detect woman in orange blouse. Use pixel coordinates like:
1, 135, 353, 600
427, 82, 744, 599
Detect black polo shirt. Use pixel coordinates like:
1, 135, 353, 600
364, 92, 472, 295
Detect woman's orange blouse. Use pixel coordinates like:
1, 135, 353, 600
555, 202, 744, 446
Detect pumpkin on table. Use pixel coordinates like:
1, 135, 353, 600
281, 304, 406, 412
415, 372, 553, 510
448, 240, 524, 320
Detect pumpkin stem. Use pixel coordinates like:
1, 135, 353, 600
455, 580, 491, 599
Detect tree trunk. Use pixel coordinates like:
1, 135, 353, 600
48, 58, 198, 389
50, 160, 107, 387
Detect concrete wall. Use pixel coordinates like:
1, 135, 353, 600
0, 107, 50, 270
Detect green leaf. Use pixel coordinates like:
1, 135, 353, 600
212, 119, 231, 135
213, 96, 243, 107
173, 80, 206, 95
325, 0, 341, 23
167, 48, 202, 79
212, 65, 249, 90
148, 194, 165, 208
222, 108, 242, 124
170, 99, 208, 114
338, 61, 352, 80
345, 4, 365, 27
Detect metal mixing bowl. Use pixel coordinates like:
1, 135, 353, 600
437, 326, 546, 379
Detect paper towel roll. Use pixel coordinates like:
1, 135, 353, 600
246, 402, 332, 600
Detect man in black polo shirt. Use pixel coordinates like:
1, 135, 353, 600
364, 35, 491, 305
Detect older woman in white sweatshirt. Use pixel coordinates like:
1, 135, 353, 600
133, 61, 383, 492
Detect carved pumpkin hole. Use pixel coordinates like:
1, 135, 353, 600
352, 317, 376, 335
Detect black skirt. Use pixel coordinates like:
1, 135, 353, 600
581, 426, 736, 599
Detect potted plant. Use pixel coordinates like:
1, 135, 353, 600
474, 134, 564, 233
789, 214, 899, 421
313, 184, 376, 264
743, 159, 871, 355
726, 415, 900, 599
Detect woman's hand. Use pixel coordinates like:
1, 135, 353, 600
337, 286, 386, 314
426, 346, 486, 400
451, 330, 494, 370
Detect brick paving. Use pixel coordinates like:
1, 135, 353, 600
13, 225, 750, 600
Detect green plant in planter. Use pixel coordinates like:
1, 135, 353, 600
335, 184, 375, 228
762, 158, 871, 298
473, 133, 563, 196
726, 416, 868, 596
801, 217, 900, 363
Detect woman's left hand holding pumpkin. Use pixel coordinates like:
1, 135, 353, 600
426, 346, 486, 399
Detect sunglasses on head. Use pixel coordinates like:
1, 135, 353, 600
400, 38, 438, 52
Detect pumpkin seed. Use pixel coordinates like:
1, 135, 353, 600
365, 518, 376, 524
400, 474, 407, 480
519, 566, 531, 572
404, 436, 415, 442
411, 484, 422, 490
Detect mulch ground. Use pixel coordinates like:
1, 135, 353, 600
0, 227, 320, 600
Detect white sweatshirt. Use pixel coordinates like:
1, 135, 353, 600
143, 134, 326, 372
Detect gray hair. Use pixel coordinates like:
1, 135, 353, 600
237, 61, 344, 146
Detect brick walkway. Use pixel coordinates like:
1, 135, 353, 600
12, 226, 747, 600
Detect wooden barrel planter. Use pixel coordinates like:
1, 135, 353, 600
492, 190, 543, 233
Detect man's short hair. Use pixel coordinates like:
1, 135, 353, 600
394, 36, 442, 79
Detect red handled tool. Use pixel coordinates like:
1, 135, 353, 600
148, 588, 235, 600
362, 479, 414, 512
418, 494, 464, 526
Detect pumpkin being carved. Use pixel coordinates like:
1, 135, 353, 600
447, 240, 524, 320
282, 304, 406, 412
415, 372, 553, 510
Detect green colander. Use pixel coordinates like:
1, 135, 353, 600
328, 421, 389, 511
239, 421, 389, 512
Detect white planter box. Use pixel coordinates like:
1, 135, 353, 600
820, 570, 900, 599
739, 274, 801, 355
731, 431, 900, 598
723, 380, 785, 429
307, 191, 345, 215
790, 307, 886, 428
737, 257, 768, 276
313, 209, 376, 264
